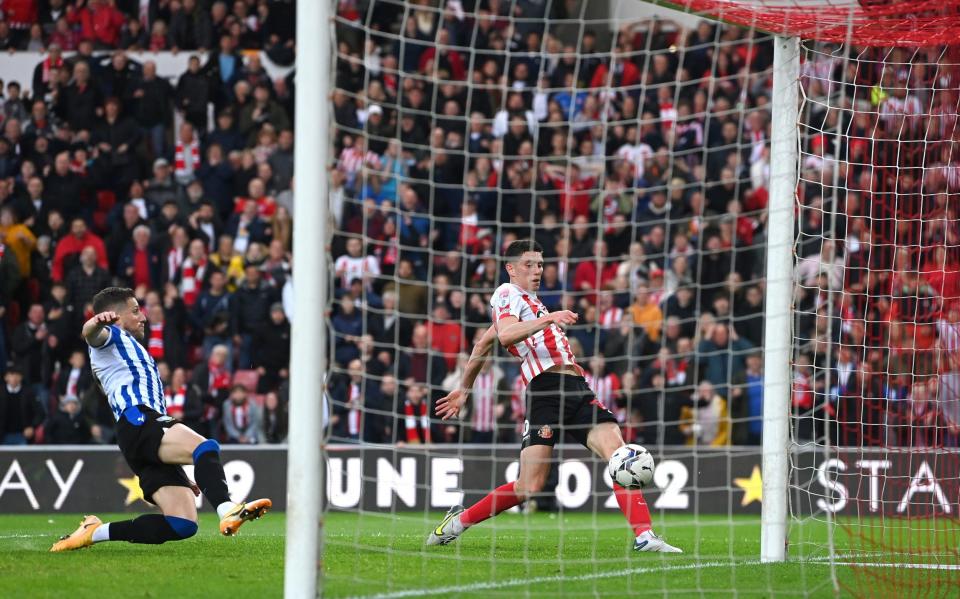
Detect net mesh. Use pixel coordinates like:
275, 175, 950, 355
322, 0, 959, 596
794, 41, 960, 595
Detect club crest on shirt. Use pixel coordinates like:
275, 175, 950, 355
538, 425, 553, 439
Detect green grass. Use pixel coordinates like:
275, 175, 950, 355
1, 512, 957, 598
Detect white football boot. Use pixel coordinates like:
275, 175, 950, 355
634, 530, 683, 553
426, 504, 466, 546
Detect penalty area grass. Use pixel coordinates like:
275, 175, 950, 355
0, 511, 938, 598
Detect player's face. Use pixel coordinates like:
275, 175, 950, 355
117, 297, 147, 341
508, 251, 544, 292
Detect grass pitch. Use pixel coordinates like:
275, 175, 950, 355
1, 511, 954, 598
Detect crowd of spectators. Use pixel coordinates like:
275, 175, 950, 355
326, 2, 960, 449
1, 1, 958, 449
0, 0, 296, 446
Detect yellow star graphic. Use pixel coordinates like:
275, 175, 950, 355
118, 475, 145, 506
734, 466, 763, 507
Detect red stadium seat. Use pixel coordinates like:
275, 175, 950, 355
232, 369, 260, 393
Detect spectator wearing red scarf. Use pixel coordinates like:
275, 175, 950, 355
144, 287, 187, 369
162, 367, 203, 432
190, 344, 232, 439
32, 44, 65, 99
177, 239, 208, 307
222, 384, 260, 444
402, 384, 431, 444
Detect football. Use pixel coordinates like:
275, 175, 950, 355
608, 444, 656, 489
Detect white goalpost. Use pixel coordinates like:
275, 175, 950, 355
284, 0, 332, 597
760, 34, 799, 565
286, 0, 960, 596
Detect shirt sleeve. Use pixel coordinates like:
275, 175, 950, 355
89, 325, 119, 349
491, 286, 524, 323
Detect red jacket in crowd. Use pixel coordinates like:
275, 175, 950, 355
51, 232, 109, 282
573, 259, 619, 305
68, 1, 126, 48
1, 0, 37, 28
427, 320, 463, 371
589, 61, 641, 89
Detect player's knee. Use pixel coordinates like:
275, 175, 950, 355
192, 438, 221, 463
515, 475, 547, 499
165, 516, 198, 540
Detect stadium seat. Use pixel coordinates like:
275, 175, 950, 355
232, 370, 260, 393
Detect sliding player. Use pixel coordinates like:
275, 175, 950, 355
51, 287, 271, 552
427, 241, 681, 552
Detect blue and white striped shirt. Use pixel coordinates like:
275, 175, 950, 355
88, 325, 166, 421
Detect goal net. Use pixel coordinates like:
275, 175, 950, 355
320, 0, 960, 596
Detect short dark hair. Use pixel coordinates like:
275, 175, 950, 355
503, 239, 543, 260
92, 287, 135, 314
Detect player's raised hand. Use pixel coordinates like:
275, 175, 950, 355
436, 388, 467, 420
93, 311, 120, 326
549, 310, 578, 327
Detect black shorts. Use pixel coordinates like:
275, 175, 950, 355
115, 405, 192, 503
521, 372, 618, 450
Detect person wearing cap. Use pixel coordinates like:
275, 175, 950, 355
252, 302, 291, 392
0, 364, 43, 445
364, 104, 392, 154
144, 156, 176, 205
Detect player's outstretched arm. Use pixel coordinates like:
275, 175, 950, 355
82, 311, 119, 347
436, 324, 497, 420
496, 310, 577, 348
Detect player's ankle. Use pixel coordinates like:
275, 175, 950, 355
216, 501, 237, 519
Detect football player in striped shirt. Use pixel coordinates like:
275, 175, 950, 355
51, 287, 271, 552
428, 240, 681, 552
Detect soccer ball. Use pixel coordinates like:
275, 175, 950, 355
608, 444, 655, 489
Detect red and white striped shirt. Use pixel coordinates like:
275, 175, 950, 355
165, 385, 187, 419
471, 369, 500, 433
404, 400, 431, 443
338, 146, 382, 179
179, 256, 207, 307
347, 382, 362, 437
147, 322, 164, 359
491, 283, 585, 385
599, 306, 623, 329
174, 140, 200, 182
334, 253, 381, 290
510, 375, 526, 435
585, 372, 621, 419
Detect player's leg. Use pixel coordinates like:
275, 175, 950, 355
426, 443, 552, 546
95, 486, 199, 545
586, 422, 653, 534
585, 422, 682, 553
158, 423, 271, 535
50, 479, 198, 551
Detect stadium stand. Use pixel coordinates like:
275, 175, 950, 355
0, 0, 957, 454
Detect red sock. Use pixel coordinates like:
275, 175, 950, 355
460, 482, 522, 527
613, 484, 652, 536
